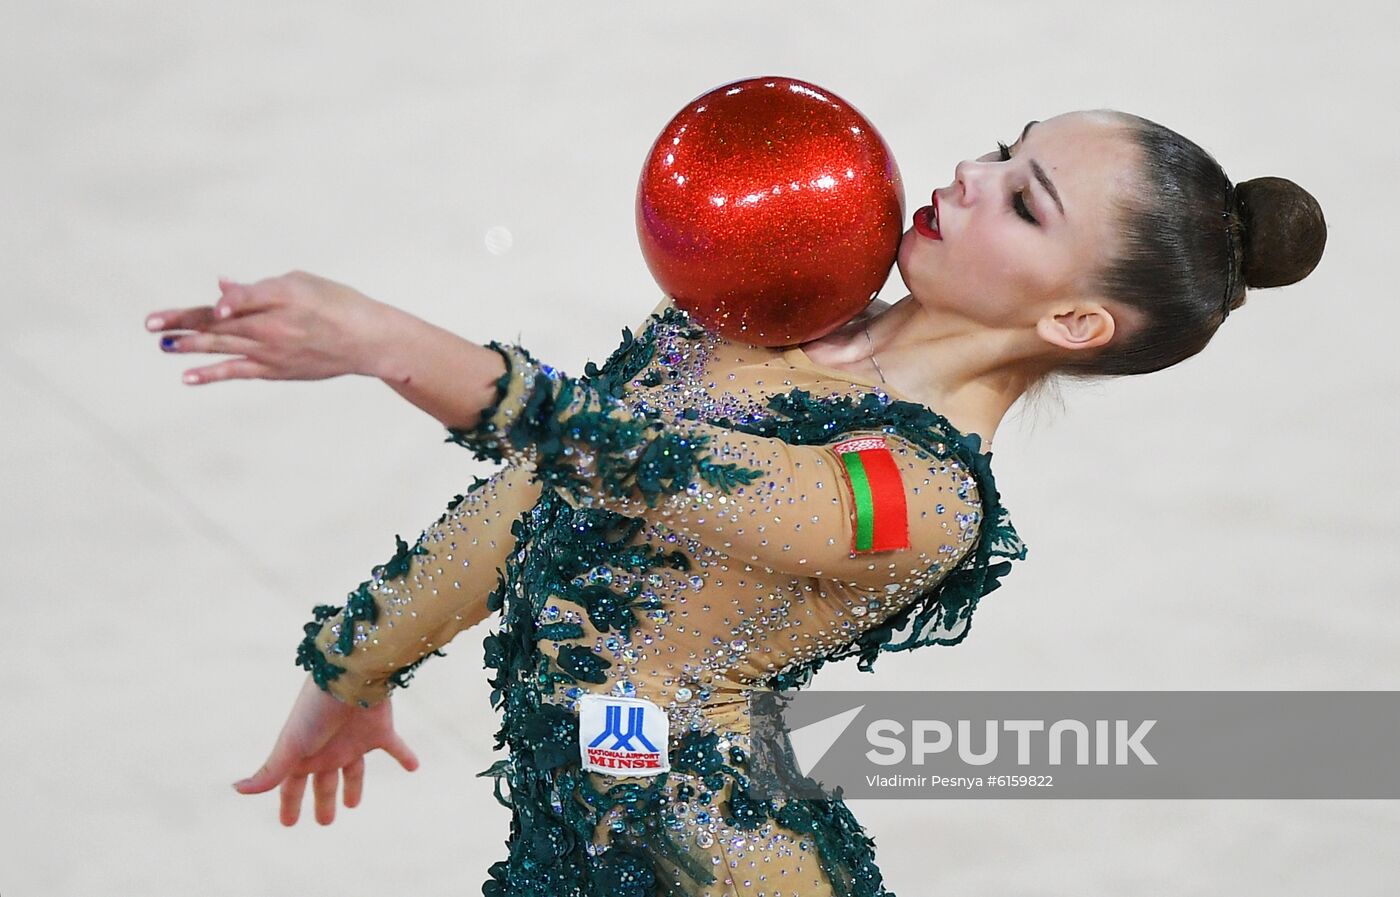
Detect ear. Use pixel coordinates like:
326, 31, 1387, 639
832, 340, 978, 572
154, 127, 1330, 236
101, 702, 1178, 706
1035, 302, 1116, 352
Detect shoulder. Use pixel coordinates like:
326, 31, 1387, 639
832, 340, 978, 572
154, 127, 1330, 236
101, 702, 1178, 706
878, 424, 1029, 596
628, 294, 694, 339
638, 293, 675, 326
816, 426, 1028, 661
583, 295, 688, 399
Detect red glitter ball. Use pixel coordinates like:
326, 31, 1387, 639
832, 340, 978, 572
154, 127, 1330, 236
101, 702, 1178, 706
635, 75, 905, 347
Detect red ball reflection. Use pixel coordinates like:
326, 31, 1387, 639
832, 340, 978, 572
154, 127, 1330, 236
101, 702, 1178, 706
635, 76, 905, 347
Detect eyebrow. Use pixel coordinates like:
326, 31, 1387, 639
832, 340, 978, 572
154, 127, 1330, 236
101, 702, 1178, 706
1015, 120, 1065, 219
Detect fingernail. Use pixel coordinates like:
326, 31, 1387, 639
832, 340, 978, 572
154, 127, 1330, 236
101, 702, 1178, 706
217, 305, 231, 319
184, 372, 199, 384
160, 336, 177, 352
146, 317, 164, 331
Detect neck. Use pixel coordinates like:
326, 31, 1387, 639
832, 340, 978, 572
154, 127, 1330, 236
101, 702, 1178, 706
804, 294, 1035, 448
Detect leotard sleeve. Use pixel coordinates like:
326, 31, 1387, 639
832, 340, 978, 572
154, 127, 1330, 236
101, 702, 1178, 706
444, 343, 986, 591
295, 463, 542, 708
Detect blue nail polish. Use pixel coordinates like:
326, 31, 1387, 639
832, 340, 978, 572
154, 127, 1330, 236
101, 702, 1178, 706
161, 336, 177, 351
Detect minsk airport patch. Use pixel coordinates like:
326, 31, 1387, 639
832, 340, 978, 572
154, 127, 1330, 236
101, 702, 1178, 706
578, 693, 670, 776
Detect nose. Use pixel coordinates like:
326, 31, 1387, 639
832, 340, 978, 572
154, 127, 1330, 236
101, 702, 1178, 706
951, 159, 986, 205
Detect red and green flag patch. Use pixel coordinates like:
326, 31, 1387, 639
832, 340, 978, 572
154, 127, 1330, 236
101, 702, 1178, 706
831, 435, 911, 554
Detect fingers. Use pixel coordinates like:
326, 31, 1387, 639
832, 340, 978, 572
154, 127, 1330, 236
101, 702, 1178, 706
274, 761, 368, 826
312, 769, 340, 825
280, 774, 309, 827
213, 278, 250, 322
342, 756, 365, 809
381, 731, 421, 772
234, 742, 296, 795
233, 721, 316, 796
145, 305, 219, 333
181, 356, 276, 386
153, 317, 277, 384
145, 272, 301, 333
214, 274, 294, 322
158, 330, 264, 359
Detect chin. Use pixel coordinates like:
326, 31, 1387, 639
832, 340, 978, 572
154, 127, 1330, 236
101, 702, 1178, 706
894, 249, 937, 297
894, 230, 920, 279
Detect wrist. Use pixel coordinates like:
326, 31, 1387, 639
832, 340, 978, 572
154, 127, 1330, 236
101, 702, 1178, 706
370, 311, 513, 431
359, 304, 433, 383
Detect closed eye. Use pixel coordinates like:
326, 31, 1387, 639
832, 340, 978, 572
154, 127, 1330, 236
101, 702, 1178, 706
996, 141, 1040, 226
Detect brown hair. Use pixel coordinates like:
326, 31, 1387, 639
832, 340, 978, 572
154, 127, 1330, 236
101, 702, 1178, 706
1048, 111, 1327, 383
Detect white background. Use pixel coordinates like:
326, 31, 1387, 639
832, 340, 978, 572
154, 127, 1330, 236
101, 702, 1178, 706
2, 1, 1395, 894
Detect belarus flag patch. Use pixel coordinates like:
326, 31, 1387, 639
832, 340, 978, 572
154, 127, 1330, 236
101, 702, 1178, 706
831, 435, 911, 554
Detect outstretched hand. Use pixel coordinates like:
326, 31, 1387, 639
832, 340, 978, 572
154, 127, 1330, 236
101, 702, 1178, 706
144, 271, 407, 385
234, 674, 420, 826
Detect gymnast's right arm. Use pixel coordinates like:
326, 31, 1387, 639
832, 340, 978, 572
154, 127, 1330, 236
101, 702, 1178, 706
296, 463, 542, 709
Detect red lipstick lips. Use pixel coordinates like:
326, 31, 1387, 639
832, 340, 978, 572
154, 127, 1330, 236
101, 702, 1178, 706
913, 192, 941, 240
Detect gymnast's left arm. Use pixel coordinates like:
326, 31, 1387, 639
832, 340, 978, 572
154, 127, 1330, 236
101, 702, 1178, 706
443, 342, 987, 588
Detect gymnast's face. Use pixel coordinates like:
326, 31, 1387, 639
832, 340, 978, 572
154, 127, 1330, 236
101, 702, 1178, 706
895, 111, 1139, 342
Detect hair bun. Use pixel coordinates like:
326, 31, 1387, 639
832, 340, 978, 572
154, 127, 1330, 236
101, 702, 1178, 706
1235, 176, 1327, 289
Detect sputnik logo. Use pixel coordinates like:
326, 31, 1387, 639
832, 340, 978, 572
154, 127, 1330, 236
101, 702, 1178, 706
788, 704, 866, 776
